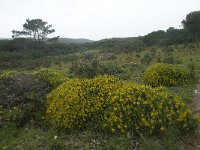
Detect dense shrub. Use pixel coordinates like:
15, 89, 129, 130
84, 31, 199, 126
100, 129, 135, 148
34, 68, 68, 88
143, 64, 191, 87
0, 69, 68, 126
0, 39, 34, 52
46, 75, 198, 134
69, 59, 100, 78
99, 53, 117, 61
141, 53, 153, 65
188, 59, 196, 77
69, 59, 124, 78
0, 72, 51, 126
82, 52, 95, 61
140, 49, 156, 65
162, 51, 174, 64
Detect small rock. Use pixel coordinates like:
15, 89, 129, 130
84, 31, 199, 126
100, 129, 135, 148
194, 90, 198, 94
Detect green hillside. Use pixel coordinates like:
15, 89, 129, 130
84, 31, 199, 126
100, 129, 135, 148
58, 37, 94, 44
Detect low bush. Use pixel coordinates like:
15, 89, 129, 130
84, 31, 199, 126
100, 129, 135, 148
162, 51, 175, 64
82, 52, 95, 61
34, 68, 68, 88
141, 52, 153, 65
141, 49, 156, 65
69, 59, 124, 78
188, 58, 196, 77
69, 59, 100, 78
46, 75, 198, 134
99, 53, 117, 61
143, 64, 191, 87
0, 72, 51, 126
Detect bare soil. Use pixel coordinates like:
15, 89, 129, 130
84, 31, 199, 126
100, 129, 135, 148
180, 80, 200, 150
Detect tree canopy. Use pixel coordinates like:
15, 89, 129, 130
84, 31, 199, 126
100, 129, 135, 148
182, 11, 200, 39
143, 30, 167, 46
12, 18, 55, 43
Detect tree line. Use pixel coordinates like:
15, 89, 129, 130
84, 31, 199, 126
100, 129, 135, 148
1, 10, 200, 52
85, 11, 200, 53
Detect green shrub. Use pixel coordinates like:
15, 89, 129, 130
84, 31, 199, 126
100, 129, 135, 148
69, 59, 100, 78
0, 72, 50, 126
162, 51, 174, 64
188, 58, 195, 77
100, 62, 124, 76
141, 49, 156, 65
82, 52, 95, 61
46, 75, 198, 134
69, 59, 124, 78
34, 68, 68, 88
143, 64, 192, 87
99, 53, 117, 61
141, 52, 153, 65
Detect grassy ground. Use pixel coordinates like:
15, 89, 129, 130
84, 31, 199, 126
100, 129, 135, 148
1, 123, 181, 150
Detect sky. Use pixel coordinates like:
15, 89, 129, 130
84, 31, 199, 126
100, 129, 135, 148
0, 0, 200, 40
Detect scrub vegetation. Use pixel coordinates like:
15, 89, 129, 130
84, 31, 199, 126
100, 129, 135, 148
1, 11, 200, 149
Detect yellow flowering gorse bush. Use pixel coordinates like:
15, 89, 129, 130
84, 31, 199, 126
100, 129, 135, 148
143, 64, 191, 87
34, 68, 68, 87
46, 75, 198, 134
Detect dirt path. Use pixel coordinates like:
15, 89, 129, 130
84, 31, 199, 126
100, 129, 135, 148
192, 81, 200, 116
180, 80, 200, 150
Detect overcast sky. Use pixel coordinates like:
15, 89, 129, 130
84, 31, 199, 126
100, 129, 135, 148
0, 0, 200, 40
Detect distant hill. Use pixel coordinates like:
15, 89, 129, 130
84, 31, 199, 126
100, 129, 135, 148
58, 38, 94, 44
0, 38, 12, 40
87, 36, 145, 52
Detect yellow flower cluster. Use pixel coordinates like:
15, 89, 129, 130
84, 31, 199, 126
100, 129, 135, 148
0, 70, 16, 78
143, 64, 191, 87
46, 75, 198, 134
34, 68, 68, 87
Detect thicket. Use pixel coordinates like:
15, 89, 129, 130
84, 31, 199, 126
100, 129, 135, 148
0, 38, 82, 52
0, 71, 50, 126
69, 59, 125, 78
34, 68, 68, 88
0, 69, 67, 126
